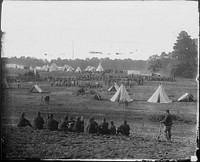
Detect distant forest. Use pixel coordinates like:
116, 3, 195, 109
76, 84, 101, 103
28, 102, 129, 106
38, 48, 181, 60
1, 31, 198, 78
2, 55, 176, 75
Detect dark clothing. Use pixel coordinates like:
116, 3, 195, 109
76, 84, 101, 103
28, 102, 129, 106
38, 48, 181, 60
34, 116, 44, 129
161, 113, 173, 126
47, 118, 59, 131
80, 121, 84, 132
17, 117, 33, 127
117, 124, 130, 136
109, 125, 116, 135
99, 121, 109, 134
59, 120, 69, 131
72, 120, 82, 132
68, 120, 75, 131
86, 121, 99, 133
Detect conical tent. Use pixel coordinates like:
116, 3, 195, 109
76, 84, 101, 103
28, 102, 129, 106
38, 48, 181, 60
147, 84, 172, 103
178, 93, 195, 102
67, 66, 74, 72
110, 84, 133, 102
49, 63, 58, 72
108, 83, 119, 92
62, 65, 69, 71
75, 67, 82, 73
29, 66, 33, 70
96, 63, 104, 72
28, 85, 43, 93
85, 66, 91, 71
41, 65, 49, 71
89, 66, 96, 72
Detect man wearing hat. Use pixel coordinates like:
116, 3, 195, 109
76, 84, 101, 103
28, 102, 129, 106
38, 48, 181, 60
160, 109, 173, 142
34, 111, 45, 129
17, 113, 33, 128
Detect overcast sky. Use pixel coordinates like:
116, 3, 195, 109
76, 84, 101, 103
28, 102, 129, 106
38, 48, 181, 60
2, 1, 199, 61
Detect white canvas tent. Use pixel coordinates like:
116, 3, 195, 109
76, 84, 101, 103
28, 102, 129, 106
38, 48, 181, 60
96, 62, 104, 72
110, 84, 133, 102
67, 66, 74, 72
41, 65, 49, 71
75, 67, 82, 73
49, 63, 58, 72
85, 66, 91, 71
62, 65, 69, 71
89, 66, 96, 72
29, 66, 34, 70
178, 93, 195, 102
28, 85, 43, 93
147, 84, 172, 103
108, 83, 119, 92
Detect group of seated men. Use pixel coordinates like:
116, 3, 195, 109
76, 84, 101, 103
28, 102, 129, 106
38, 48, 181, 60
17, 112, 131, 136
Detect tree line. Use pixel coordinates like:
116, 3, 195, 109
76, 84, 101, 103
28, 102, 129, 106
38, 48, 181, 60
1, 31, 198, 78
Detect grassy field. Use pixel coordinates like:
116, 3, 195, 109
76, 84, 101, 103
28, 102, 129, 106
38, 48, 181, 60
2, 77, 198, 160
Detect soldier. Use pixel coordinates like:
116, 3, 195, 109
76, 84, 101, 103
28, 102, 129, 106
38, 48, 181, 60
160, 109, 173, 142
34, 111, 45, 129
86, 117, 99, 134
117, 120, 130, 136
98, 118, 109, 135
109, 121, 116, 135
47, 114, 59, 131
17, 113, 33, 128
59, 115, 69, 131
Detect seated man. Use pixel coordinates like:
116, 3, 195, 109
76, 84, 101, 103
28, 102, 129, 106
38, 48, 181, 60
34, 111, 45, 129
68, 116, 75, 132
109, 121, 116, 135
72, 116, 82, 133
98, 118, 109, 135
47, 114, 59, 131
86, 117, 99, 134
17, 113, 33, 128
80, 116, 84, 132
59, 115, 69, 131
117, 120, 130, 136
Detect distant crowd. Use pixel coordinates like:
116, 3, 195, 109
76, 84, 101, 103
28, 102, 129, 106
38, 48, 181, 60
17, 112, 130, 136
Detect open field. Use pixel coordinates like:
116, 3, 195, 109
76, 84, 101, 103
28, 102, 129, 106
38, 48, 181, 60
2, 78, 198, 160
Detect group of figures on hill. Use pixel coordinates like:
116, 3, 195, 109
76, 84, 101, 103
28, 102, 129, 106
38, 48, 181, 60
17, 112, 131, 136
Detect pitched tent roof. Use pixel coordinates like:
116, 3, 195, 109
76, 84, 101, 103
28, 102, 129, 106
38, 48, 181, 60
67, 66, 74, 72
41, 65, 49, 71
29, 66, 33, 70
178, 93, 195, 102
28, 85, 43, 93
62, 65, 69, 71
94, 93, 102, 100
110, 84, 133, 102
96, 63, 104, 72
89, 66, 96, 72
75, 67, 82, 73
49, 63, 58, 72
147, 84, 172, 103
108, 83, 119, 92
85, 66, 91, 71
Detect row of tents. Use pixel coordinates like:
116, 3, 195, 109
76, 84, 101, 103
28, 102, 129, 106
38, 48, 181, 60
33, 62, 104, 73
108, 83, 196, 103
28, 83, 196, 103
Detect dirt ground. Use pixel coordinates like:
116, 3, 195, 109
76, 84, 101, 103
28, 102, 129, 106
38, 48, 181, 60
1, 78, 198, 160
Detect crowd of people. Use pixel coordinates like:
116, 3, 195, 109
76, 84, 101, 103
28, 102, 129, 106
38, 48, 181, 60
17, 109, 173, 142
17, 112, 131, 136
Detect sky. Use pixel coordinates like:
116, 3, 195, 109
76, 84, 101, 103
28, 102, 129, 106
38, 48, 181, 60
1, 1, 199, 61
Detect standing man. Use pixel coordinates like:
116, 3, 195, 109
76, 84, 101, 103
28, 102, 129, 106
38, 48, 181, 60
160, 109, 173, 142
